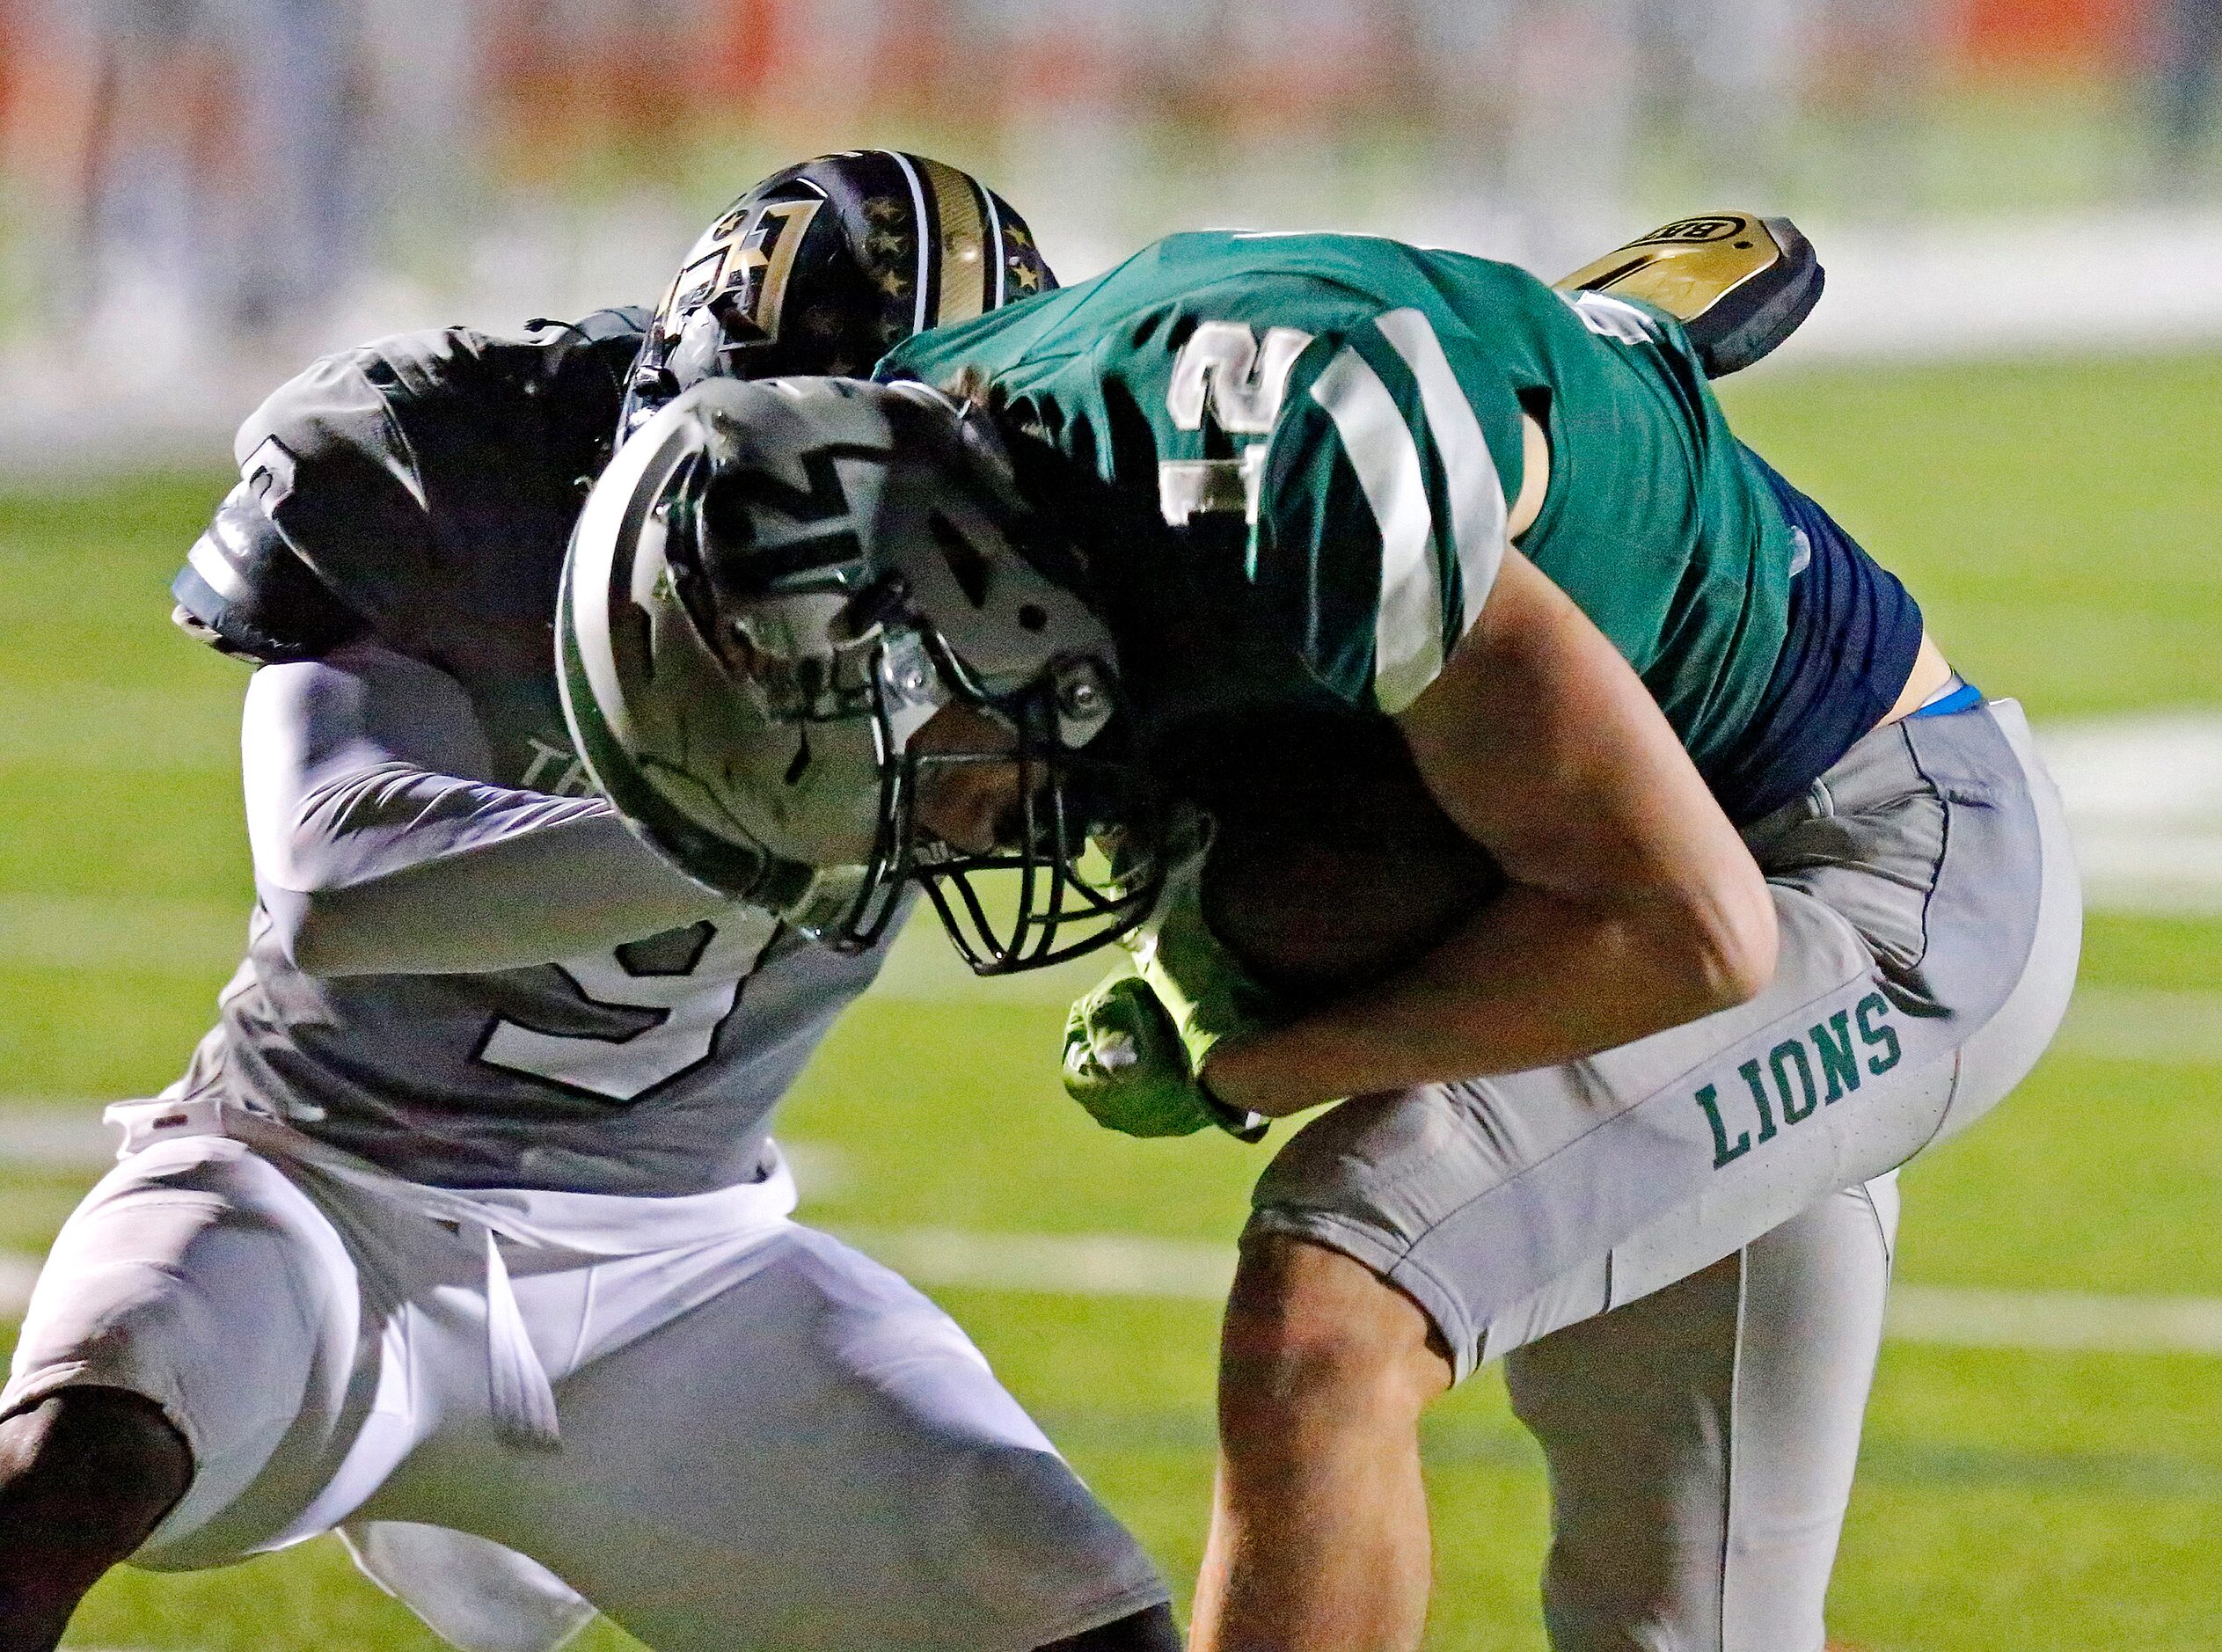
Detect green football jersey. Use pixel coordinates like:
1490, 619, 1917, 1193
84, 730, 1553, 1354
880, 230, 1800, 780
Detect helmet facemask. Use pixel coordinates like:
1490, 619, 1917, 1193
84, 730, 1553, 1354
695, 555, 1164, 972
885, 644, 1162, 973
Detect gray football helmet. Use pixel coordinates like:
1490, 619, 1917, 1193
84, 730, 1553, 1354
559, 376, 1159, 972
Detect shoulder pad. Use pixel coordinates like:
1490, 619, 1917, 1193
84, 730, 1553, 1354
231, 318, 645, 668
172, 481, 368, 663
233, 336, 451, 635
1554, 213, 1823, 377
518, 310, 648, 468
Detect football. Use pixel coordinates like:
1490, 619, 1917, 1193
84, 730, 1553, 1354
1172, 702, 1506, 1003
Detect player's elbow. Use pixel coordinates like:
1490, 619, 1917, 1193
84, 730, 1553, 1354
1678, 872, 1779, 1014
261, 884, 387, 976
263, 888, 340, 974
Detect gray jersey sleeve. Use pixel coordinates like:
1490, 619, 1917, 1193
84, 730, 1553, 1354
245, 640, 727, 976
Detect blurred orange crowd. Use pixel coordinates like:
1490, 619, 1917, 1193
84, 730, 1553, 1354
0, 0, 2176, 183
0, 0, 2208, 362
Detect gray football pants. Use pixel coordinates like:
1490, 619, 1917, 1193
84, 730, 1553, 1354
1250, 698, 2080, 1652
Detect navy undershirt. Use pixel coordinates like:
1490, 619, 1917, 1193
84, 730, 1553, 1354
1705, 450, 1926, 824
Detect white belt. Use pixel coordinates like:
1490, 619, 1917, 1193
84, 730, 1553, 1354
106, 1095, 799, 1450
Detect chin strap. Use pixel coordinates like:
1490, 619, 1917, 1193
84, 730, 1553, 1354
1555, 212, 1824, 378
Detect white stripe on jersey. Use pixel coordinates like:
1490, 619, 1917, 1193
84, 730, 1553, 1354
1374, 309, 1507, 630
1310, 346, 1440, 713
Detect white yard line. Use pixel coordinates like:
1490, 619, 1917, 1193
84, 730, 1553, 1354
2072, 844, 2222, 917
0, 1114, 857, 1193
844, 1226, 1236, 1301
2031, 713, 2222, 828
1773, 208, 2222, 364
6, 1222, 2221, 1356
844, 1228, 2222, 1357
1883, 1285, 2222, 1356
0, 1112, 120, 1169
2040, 713, 2222, 914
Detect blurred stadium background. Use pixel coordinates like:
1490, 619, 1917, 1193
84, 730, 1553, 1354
2, 1, 2221, 1648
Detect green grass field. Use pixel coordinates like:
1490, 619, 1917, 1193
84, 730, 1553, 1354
4, 350, 2221, 1649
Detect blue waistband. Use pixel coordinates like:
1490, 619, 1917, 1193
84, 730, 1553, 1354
1911, 679, 1984, 718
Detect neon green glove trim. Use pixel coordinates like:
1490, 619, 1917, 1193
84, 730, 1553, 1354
1121, 837, 1281, 1081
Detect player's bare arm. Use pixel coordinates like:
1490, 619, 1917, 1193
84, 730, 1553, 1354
1202, 547, 1780, 1117
1206, 590, 1951, 1119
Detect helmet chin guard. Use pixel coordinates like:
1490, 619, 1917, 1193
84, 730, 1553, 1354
561, 376, 1161, 974
888, 663, 1161, 974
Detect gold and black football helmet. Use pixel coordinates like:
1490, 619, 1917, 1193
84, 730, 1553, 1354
619, 150, 1057, 435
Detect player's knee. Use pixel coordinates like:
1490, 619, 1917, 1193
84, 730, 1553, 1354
0, 1387, 193, 1603
1035, 1601, 1182, 1651
1218, 1236, 1446, 1436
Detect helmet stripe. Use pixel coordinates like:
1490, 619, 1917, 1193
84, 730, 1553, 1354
885, 150, 934, 333
985, 189, 1008, 309
917, 155, 990, 325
